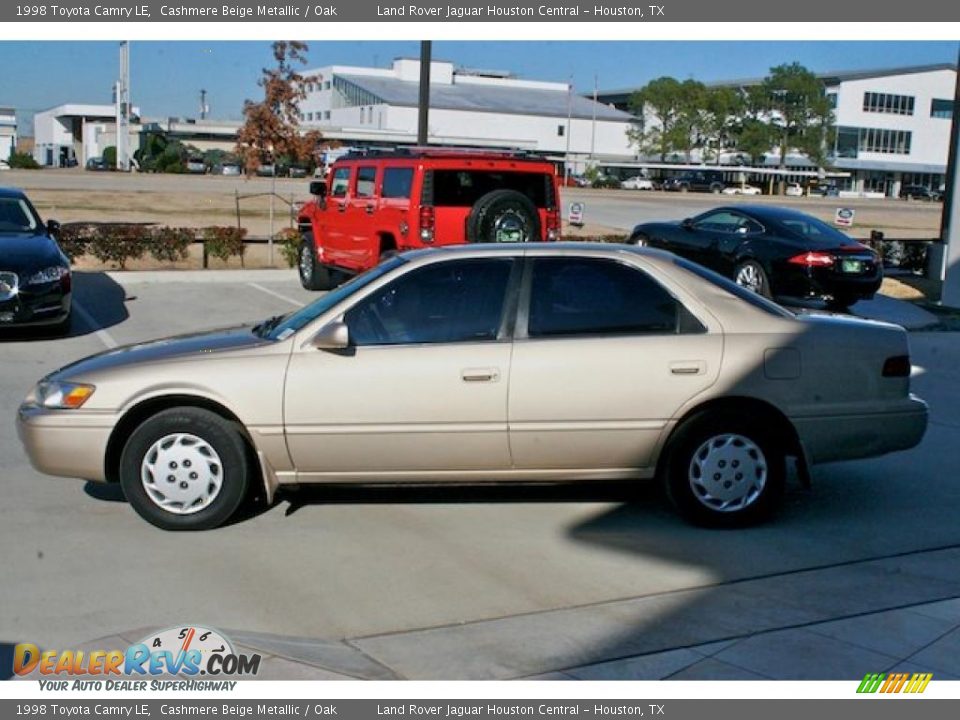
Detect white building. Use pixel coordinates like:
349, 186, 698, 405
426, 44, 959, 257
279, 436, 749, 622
33, 103, 141, 167
597, 63, 957, 196
0, 106, 16, 161
298, 58, 633, 168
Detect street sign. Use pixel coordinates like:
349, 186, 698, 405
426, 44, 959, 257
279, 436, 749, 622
835, 207, 855, 227
569, 201, 584, 226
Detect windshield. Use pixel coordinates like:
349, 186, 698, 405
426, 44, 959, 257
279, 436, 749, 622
672, 257, 793, 318
0, 197, 40, 233
264, 256, 406, 340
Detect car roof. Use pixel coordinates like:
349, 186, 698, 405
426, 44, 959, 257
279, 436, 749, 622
0, 187, 27, 200
719, 204, 827, 224
402, 242, 673, 262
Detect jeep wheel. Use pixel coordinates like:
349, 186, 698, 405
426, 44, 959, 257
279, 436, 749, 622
298, 239, 332, 291
466, 189, 542, 244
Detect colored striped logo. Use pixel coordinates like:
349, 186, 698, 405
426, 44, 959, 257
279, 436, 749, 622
857, 672, 933, 694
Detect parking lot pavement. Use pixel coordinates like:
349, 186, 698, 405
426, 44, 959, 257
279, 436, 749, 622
2, 270, 958, 680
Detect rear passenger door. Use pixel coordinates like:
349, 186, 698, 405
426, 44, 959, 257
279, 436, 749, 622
322, 166, 353, 265
507, 256, 722, 472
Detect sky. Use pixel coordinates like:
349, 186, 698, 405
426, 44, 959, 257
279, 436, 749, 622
2, 40, 957, 131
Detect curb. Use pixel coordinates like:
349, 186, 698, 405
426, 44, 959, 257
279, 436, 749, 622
104, 269, 295, 285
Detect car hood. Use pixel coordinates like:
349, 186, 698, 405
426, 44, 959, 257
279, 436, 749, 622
0, 233, 64, 274
49, 325, 275, 381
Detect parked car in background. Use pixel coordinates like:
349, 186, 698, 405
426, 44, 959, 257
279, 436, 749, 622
256, 164, 276, 177
286, 166, 308, 179
899, 185, 941, 201
662, 170, 726, 194
560, 174, 587, 188
621, 176, 657, 191
17, 243, 927, 530
186, 157, 207, 174
85, 157, 109, 171
0, 188, 71, 333
0, 160, 10, 171
722, 184, 762, 196
296, 147, 561, 290
217, 163, 242, 176
808, 182, 839, 197
629, 205, 882, 309
785, 183, 804, 197
591, 175, 621, 189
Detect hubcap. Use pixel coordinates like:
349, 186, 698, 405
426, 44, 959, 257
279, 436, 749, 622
688, 433, 767, 513
141, 433, 223, 515
299, 246, 312, 280
735, 264, 762, 293
493, 211, 528, 243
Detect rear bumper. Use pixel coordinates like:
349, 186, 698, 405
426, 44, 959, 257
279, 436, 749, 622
793, 396, 928, 464
16, 405, 114, 481
773, 263, 882, 300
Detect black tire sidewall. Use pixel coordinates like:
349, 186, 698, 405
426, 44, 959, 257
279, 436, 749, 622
119, 408, 250, 530
466, 189, 542, 244
299, 238, 331, 291
735, 260, 772, 298
664, 412, 785, 528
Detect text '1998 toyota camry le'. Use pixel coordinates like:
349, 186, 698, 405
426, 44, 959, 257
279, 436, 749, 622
17, 244, 927, 530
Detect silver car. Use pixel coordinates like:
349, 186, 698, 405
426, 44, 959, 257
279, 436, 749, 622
17, 244, 928, 530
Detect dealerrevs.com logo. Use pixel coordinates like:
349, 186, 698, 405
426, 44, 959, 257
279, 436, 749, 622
13, 626, 260, 690
857, 672, 933, 694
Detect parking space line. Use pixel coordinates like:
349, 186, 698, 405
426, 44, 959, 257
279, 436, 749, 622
73, 301, 119, 349
247, 283, 306, 308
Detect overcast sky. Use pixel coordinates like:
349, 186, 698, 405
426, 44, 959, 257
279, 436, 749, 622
3, 40, 957, 131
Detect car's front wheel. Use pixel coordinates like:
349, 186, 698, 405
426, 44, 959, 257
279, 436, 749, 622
664, 412, 785, 527
628, 233, 649, 247
298, 238, 333, 291
119, 408, 252, 530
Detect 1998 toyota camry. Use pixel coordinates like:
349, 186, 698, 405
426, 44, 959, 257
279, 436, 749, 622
17, 244, 927, 530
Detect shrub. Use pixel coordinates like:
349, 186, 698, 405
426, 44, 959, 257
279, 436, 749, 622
102, 146, 117, 167
203, 226, 247, 265
88, 224, 147, 269
147, 227, 195, 262
8, 152, 40, 169
58, 223, 96, 262
276, 228, 302, 268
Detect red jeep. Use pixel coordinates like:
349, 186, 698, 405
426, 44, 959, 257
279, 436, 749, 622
296, 147, 562, 290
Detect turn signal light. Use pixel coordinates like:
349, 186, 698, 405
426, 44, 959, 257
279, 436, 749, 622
788, 251, 835, 267
882, 355, 911, 377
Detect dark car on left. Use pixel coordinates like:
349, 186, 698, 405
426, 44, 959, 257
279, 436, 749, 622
0, 188, 72, 332
629, 205, 882, 310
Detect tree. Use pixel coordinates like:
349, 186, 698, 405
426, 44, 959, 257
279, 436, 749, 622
628, 77, 686, 162
236, 41, 322, 176
696, 87, 744, 164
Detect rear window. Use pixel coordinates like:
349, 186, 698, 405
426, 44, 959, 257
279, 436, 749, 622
431, 170, 552, 208
672, 257, 793, 318
382, 167, 414, 199
777, 214, 849, 242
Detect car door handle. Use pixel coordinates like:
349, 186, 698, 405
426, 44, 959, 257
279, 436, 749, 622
461, 368, 500, 383
670, 361, 706, 376
338, 203, 347, 213
365, 204, 375, 214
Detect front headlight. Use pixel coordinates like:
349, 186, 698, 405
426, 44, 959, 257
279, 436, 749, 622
25, 381, 96, 409
26, 266, 69, 285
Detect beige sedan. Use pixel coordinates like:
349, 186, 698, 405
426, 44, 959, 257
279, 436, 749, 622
17, 244, 927, 530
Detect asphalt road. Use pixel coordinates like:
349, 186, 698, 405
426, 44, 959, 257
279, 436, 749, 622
1, 271, 959, 654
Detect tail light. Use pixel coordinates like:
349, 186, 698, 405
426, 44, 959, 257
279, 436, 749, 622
545, 208, 560, 241
788, 251, 835, 268
882, 355, 911, 377
418, 205, 435, 243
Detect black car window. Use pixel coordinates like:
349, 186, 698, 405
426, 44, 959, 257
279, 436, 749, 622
528, 258, 684, 337
0, 198, 38, 232
355, 167, 377, 198
778, 215, 849, 242
345, 259, 514, 346
382, 168, 414, 199
693, 211, 762, 235
329, 167, 350, 198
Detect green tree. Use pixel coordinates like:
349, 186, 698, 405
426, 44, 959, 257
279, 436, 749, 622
237, 41, 323, 176
696, 87, 744, 164
628, 77, 686, 162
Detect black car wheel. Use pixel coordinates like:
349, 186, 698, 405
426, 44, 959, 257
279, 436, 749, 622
119, 408, 251, 531
827, 293, 859, 311
298, 238, 333, 291
628, 233, 649, 247
664, 411, 785, 527
466, 189, 541, 244
734, 260, 772, 298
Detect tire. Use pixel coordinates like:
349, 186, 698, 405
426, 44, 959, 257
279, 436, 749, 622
379, 248, 398, 264
679, 185, 689, 193
628, 233, 649, 247
733, 259, 772, 298
298, 238, 332, 291
466, 189, 542, 244
710, 184, 723, 194
119, 408, 252, 531
664, 411, 785, 527
826, 293, 858, 312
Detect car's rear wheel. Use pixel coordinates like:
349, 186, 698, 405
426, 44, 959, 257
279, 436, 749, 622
734, 260, 772, 298
628, 233, 649, 247
466, 189, 542, 244
119, 408, 251, 531
664, 412, 785, 527
711, 184, 723, 194
298, 238, 332, 291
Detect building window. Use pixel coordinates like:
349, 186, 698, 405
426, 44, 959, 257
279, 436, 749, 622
931, 99, 955, 119
307, 112, 313, 121
827, 93, 837, 109
835, 126, 912, 157
557, 125, 565, 137
324, 81, 331, 91
862, 91, 915, 115
324, 111, 331, 120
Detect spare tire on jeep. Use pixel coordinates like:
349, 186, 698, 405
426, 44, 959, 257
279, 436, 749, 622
466, 189, 542, 244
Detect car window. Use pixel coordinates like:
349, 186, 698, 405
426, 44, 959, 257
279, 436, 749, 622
355, 166, 377, 198
527, 258, 683, 337
382, 167, 414, 199
329, 167, 350, 198
779, 215, 849, 242
694, 211, 761, 234
345, 259, 514, 346
672, 257, 793, 318
431, 170, 551, 208
0, 198, 39, 232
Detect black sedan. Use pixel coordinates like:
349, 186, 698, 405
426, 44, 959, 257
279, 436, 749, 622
629, 205, 882, 309
0, 188, 72, 332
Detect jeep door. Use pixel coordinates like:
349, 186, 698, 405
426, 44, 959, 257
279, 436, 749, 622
284, 257, 519, 479
322, 165, 354, 266
347, 165, 380, 268
508, 255, 721, 472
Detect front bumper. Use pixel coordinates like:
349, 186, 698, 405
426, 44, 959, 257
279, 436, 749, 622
16, 405, 114, 481
0, 285, 71, 327
793, 395, 928, 464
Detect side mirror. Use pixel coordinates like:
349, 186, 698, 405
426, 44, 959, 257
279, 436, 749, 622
309, 180, 327, 198
311, 320, 350, 350
680, 218, 694, 230
46, 219, 61, 236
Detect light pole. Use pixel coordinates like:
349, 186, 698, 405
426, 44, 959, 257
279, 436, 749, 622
268, 144, 275, 266
564, 78, 573, 184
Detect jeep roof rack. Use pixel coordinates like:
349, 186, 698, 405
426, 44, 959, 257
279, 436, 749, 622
338, 146, 541, 161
